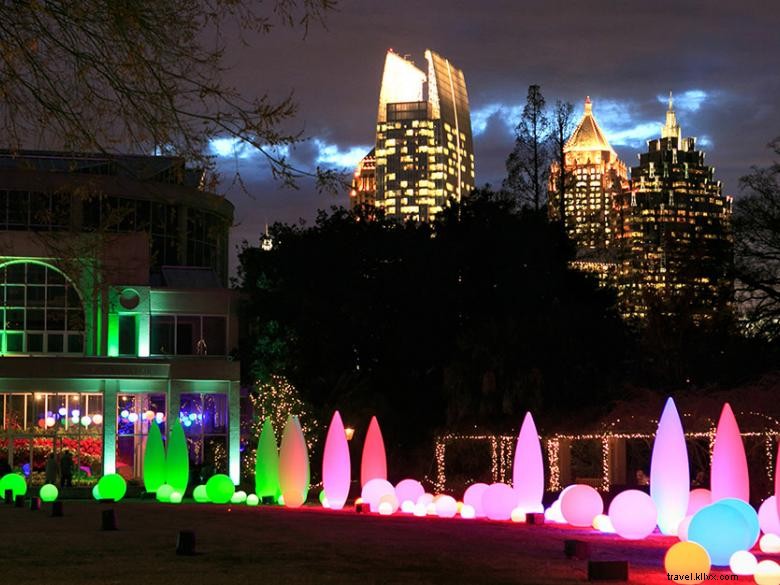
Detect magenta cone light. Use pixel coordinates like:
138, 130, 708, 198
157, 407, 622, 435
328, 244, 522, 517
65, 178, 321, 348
775, 442, 780, 522
711, 403, 749, 503
651, 397, 690, 535
322, 410, 351, 509
360, 416, 387, 487
512, 411, 544, 513
279, 415, 310, 508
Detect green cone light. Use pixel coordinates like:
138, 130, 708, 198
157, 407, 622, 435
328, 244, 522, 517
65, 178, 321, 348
144, 420, 166, 493
255, 418, 280, 501
166, 418, 189, 494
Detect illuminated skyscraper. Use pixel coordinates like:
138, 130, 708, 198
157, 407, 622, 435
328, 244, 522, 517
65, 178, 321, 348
367, 49, 474, 221
614, 94, 733, 320
349, 148, 376, 210
548, 97, 628, 282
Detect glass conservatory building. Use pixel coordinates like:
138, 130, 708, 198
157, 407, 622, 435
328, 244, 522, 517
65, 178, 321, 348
0, 151, 240, 486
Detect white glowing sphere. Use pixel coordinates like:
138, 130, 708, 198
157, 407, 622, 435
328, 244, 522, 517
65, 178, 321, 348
729, 550, 757, 576
59, 407, 67, 416
416, 493, 434, 507
128, 413, 139, 423
755, 560, 780, 585
169, 491, 183, 504
92, 414, 103, 425
761, 534, 780, 554
593, 513, 615, 533
155, 412, 165, 423
460, 504, 476, 519
230, 490, 247, 504
401, 500, 416, 514
463, 483, 490, 518
246, 494, 259, 506
560, 484, 603, 527
760, 497, 780, 536
511, 507, 527, 523
361, 478, 395, 513
45, 416, 55, 427
426, 503, 437, 516
481, 483, 517, 521
545, 499, 566, 524
378, 501, 393, 515
71, 409, 80, 417
608, 489, 657, 540
687, 488, 712, 516
413, 502, 427, 517
145, 410, 155, 421
80, 415, 92, 427
378, 493, 399, 514
395, 479, 424, 508
677, 515, 693, 541
435, 495, 458, 518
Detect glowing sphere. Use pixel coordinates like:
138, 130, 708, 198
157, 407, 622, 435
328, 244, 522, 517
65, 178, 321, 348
677, 515, 693, 541
206, 474, 235, 504
97, 473, 127, 501
513, 412, 544, 514
92, 485, 101, 500
155, 412, 165, 423
651, 398, 690, 535
413, 503, 427, 517
461, 504, 476, 519
156, 483, 175, 502
664, 541, 711, 584
318, 490, 328, 507
230, 490, 247, 504
246, 494, 259, 506
760, 534, 780, 553
608, 489, 657, 539
39, 483, 58, 502
360, 416, 387, 487
279, 416, 310, 508
481, 483, 517, 521
718, 498, 760, 549
361, 478, 395, 513
560, 484, 603, 527
80, 415, 91, 427
59, 407, 68, 416
511, 507, 527, 523
45, 416, 55, 427
193, 485, 209, 503
545, 499, 566, 524
71, 409, 80, 417
92, 414, 103, 425
760, 497, 780, 536
755, 560, 780, 585
378, 501, 393, 515
688, 503, 752, 566
322, 411, 351, 510
729, 550, 758, 576
416, 493, 434, 507
0, 473, 27, 498
401, 500, 416, 514
711, 403, 749, 502
395, 479, 424, 508
128, 413, 138, 423
169, 491, 183, 504
593, 514, 615, 533
378, 493, 399, 514
426, 502, 437, 515
435, 495, 458, 518
463, 483, 490, 518
687, 489, 712, 516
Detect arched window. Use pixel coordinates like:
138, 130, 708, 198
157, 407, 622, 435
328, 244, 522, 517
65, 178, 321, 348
0, 261, 85, 354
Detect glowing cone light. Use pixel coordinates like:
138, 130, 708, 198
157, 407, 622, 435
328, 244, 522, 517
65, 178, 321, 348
360, 416, 386, 487
322, 411, 351, 510
166, 418, 189, 494
651, 397, 690, 535
255, 419, 280, 501
279, 415, 309, 507
143, 420, 166, 493
711, 403, 749, 503
512, 412, 544, 513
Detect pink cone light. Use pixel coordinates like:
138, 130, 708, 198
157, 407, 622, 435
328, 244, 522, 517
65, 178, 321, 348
775, 442, 780, 522
650, 397, 690, 534
711, 403, 749, 503
322, 410, 351, 510
279, 415, 310, 508
512, 411, 544, 513
361, 416, 387, 487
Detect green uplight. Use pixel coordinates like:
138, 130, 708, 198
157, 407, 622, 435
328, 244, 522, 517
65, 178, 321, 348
107, 314, 119, 357
97, 474, 127, 501
166, 418, 189, 494
193, 485, 210, 503
0, 473, 27, 498
205, 474, 235, 504
156, 484, 174, 503
144, 421, 166, 494
39, 484, 59, 502
255, 419, 280, 500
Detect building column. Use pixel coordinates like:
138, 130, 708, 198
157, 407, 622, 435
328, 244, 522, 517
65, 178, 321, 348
228, 381, 240, 485
102, 380, 118, 475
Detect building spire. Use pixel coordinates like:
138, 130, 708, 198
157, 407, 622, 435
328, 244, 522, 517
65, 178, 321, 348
584, 95, 592, 115
662, 90, 681, 141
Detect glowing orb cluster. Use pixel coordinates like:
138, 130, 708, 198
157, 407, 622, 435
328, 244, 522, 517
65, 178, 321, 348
560, 484, 603, 527
481, 483, 517, 521
39, 483, 58, 503
395, 479, 424, 509
0, 473, 27, 498
97, 474, 127, 501
193, 485, 210, 503
231, 490, 247, 504
361, 478, 395, 513
688, 502, 753, 566
463, 483, 489, 518
729, 550, 758, 576
650, 398, 689, 535
608, 489, 657, 539
664, 541, 711, 584
206, 474, 235, 504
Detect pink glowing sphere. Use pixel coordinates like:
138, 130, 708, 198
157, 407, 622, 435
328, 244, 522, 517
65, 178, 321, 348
463, 483, 490, 518
687, 489, 712, 516
759, 497, 780, 536
395, 479, 424, 507
678, 515, 693, 541
482, 483, 518, 521
361, 478, 395, 513
560, 484, 603, 527
435, 495, 458, 518
608, 489, 658, 539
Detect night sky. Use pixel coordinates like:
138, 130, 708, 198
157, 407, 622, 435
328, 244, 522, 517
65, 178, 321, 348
216, 0, 780, 272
